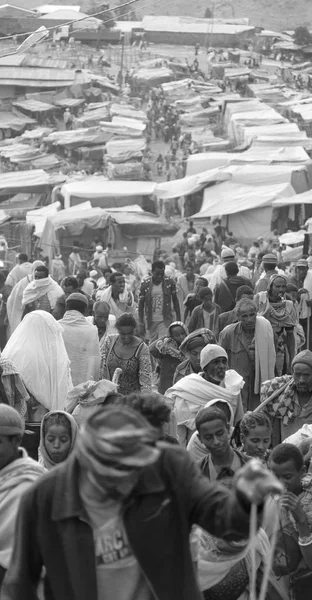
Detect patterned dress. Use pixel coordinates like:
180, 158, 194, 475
100, 334, 152, 395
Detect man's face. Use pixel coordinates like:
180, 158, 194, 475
270, 459, 303, 495
238, 306, 257, 332
152, 268, 164, 285
271, 277, 286, 299
296, 266, 308, 280
63, 285, 76, 298
94, 306, 109, 330
112, 276, 125, 294
293, 363, 312, 393
189, 344, 205, 370
186, 265, 194, 278
204, 357, 228, 383
198, 418, 229, 456
202, 293, 213, 310
195, 279, 207, 296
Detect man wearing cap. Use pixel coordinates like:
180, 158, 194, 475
260, 349, 312, 446
2, 405, 282, 600
289, 259, 312, 348
254, 253, 281, 294
173, 328, 216, 383
0, 405, 44, 588
166, 343, 244, 445
205, 247, 236, 293
59, 293, 100, 386
214, 262, 253, 313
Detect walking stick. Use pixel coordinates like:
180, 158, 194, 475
306, 291, 311, 351
112, 367, 123, 387
253, 379, 293, 414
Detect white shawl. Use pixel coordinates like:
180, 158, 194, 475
59, 310, 100, 386
254, 315, 276, 394
99, 285, 134, 319
22, 276, 63, 309
6, 260, 44, 335
3, 310, 72, 411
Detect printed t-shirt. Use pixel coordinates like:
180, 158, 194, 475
151, 284, 163, 323
80, 486, 153, 600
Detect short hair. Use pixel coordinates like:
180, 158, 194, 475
61, 277, 79, 290
18, 253, 28, 262
65, 298, 87, 315
77, 270, 87, 278
43, 413, 72, 438
152, 260, 165, 272
286, 283, 298, 294
224, 261, 239, 276
236, 298, 257, 316
195, 407, 228, 433
93, 300, 110, 313
197, 277, 208, 287
185, 261, 194, 269
263, 263, 277, 272
110, 272, 124, 284
121, 392, 171, 428
116, 313, 137, 330
103, 267, 113, 276
236, 285, 254, 301
199, 287, 212, 300
35, 265, 49, 277
240, 412, 272, 439
270, 443, 304, 471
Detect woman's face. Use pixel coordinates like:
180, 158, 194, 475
189, 344, 205, 370
118, 325, 135, 346
242, 425, 271, 459
45, 424, 71, 464
271, 277, 286, 299
170, 325, 186, 347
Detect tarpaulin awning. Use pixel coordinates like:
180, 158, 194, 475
21, 127, 53, 140
193, 181, 295, 218
110, 104, 146, 121
272, 189, 312, 206
155, 168, 230, 200
109, 211, 178, 238
179, 107, 220, 127
111, 116, 146, 133
0, 111, 36, 132
100, 121, 144, 138
76, 107, 110, 127
44, 127, 110, 148
13, 99, 56, 114
278, 230, 305, 244
54, 98, 85, 108
26, 201, 61, 237
0, 170, 66, 195
61, 178, 156, 207
106, 138, 146, 162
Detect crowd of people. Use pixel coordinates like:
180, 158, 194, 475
2, 221, 312, 599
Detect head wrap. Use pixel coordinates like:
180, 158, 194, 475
263, 253, 278, 265
200, 344, 228, 370
66, 292, 88, 306
96, 245, 103, 252
76, 406, 160, 481
268, 272, 287, 291
39, 410, 78, 470
204, 398, 234, 428
221, 247, 235, 259
168, 321, 188, 337
0, 404, 24, 436
180, 328, 216, 353
292, 350, 312, 370
296, 259, 308, 268
90, 270, 98, 278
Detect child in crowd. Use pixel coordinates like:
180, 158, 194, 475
188, 287, 220, 335
232, 412, 272, 463
39, 410, 78, 470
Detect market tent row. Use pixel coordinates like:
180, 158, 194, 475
191, 180, 295, 242
0, 169, 66, 197
39, 204, 179, 263
60, 178, 157, 208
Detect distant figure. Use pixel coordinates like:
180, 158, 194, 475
63, 108, 72, 130
5, 254, 32, 289
50, 254, 65, 284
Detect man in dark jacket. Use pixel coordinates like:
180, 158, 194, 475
2, 406, 282, 600
214, 262, 253, 313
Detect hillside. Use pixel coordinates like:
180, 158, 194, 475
12, 0, 312, 31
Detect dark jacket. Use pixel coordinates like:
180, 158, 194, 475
138, 276, 178, 330
2, 448, 255, 600
149, 340, 182, 394
214, 277, 252, 313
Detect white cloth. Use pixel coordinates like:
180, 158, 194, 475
165, 372, 244, 445
22, 276, 63, 309
254, 315, 276, 394
86, 315, 116, 339
0, 448, 45, 569
207, 264, 225, 292
98, 285, 134, 320
6, 261, 44, 335
59, 310, 100, 386
3, 310, 72, 411
299, 270, 312, 319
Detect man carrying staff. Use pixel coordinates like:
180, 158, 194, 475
2, 405, 282, 600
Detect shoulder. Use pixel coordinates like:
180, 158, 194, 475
220, 322, 238, 337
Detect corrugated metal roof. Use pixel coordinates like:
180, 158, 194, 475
38, 8, 86, 19
13, 99, 55, 112
142, 16, 254, 35
0, 66, 75, 82
35, 4, 80, 13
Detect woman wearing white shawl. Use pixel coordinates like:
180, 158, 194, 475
6, 260, 44, 336
2, 311, 73, 421
98, 272, 135, 321
165, 344, 244, 446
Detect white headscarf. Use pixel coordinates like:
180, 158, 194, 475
3, 310, 73, 411
6, 260, 44, 334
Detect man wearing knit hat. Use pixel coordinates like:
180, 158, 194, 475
260, 349, 312, 446
254, 253, 282, 294
166, 343, 244, 445
205, 246, 235, 293
0, 405, 44, 588
2, 405, 283, 600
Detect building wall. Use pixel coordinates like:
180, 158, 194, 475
145, 30, 242, 46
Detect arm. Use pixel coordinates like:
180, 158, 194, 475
188, 307, 199, 333
138, 283, 146, 331
1, 487, 43, 600
183, 305, 190, 322
280, 492, 312, 569
149, 340, 162, 361
99, 335, 112, 380
170, 279, 181, 321
286, 329, 296, 366
138, 343, 152, 392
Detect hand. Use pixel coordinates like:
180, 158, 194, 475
298, 288, 310, 296
235, 459, 284, 505
280, 492, 307, 524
